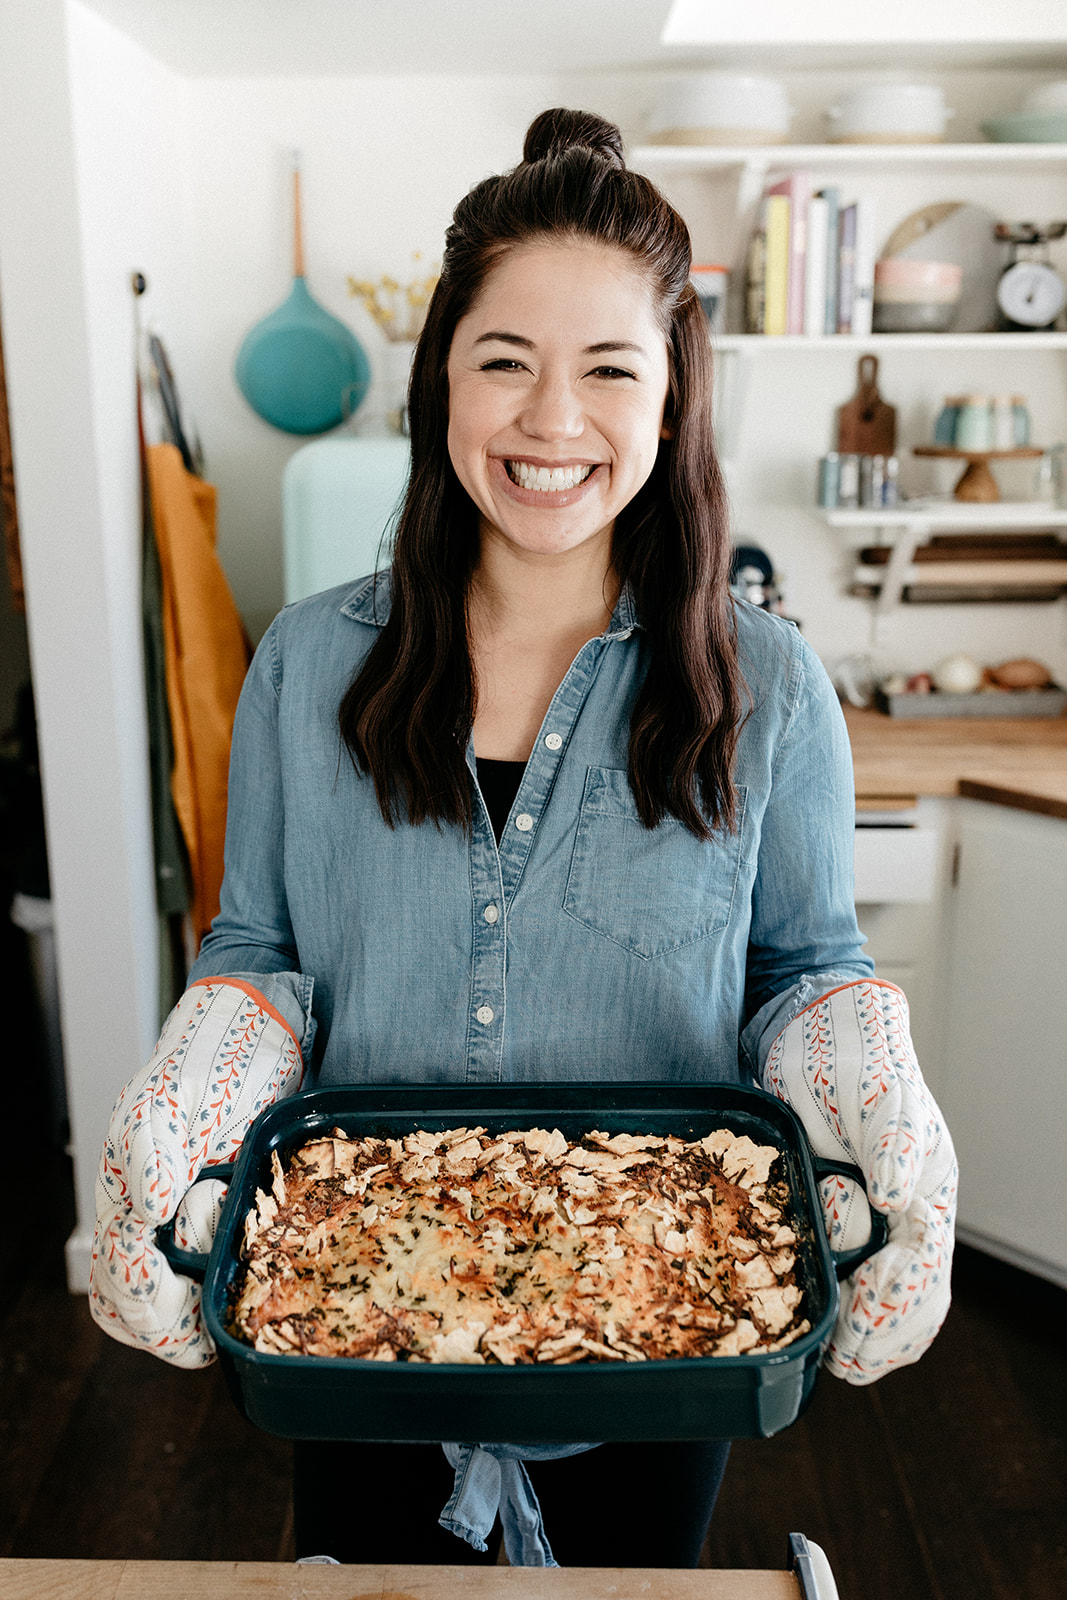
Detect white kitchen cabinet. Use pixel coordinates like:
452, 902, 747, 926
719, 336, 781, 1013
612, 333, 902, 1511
936, 799, 1067, 1286
854, 797, 954, 1094
854, 810, 941, 903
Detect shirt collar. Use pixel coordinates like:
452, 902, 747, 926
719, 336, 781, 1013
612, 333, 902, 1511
339, 568, 642, 638
605, 584, 639, 638
339, 570, 393, 627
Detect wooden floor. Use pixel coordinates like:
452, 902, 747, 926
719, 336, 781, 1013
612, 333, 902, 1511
3, 938, 1065, 1595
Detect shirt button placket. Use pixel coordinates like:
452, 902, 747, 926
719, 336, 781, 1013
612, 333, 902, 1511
466, 796, 506, 1081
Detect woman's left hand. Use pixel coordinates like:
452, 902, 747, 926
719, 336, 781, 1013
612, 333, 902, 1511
761, 980, 958, 1385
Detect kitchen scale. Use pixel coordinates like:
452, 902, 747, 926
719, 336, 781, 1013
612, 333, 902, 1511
994, 221, 1067, 331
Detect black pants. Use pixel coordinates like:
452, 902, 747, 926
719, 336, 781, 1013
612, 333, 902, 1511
293, 1439, 731, 1567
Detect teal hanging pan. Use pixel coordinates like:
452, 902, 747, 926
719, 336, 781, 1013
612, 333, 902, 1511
235, 156, 370, 435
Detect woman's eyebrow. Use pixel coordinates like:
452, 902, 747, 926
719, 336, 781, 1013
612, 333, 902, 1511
472, 330, 534, 349
471, 331, 648, 357
584, 340, 648, 357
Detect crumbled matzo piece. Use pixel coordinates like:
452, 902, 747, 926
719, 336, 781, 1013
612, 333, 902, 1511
231, 1124, 811, 1364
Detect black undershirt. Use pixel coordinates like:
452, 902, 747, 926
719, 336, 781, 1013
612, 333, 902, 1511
476, 756, 525, 842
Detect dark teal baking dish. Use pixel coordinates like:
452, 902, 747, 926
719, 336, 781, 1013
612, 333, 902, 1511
160, 1082, 885, 1443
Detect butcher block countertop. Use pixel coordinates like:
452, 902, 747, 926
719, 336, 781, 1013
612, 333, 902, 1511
0, 1560, 801, 1600
844, 706, 1067, 820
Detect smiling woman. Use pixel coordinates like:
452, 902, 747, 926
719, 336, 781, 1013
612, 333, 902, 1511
341, 106, 738, 837
446, 243, 670, 568
446, 240, 673, 759
90, 105, 956, 1575
450, 249, 668, 558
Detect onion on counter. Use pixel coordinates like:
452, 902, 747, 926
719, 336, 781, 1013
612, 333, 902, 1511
932, 653, 983, 695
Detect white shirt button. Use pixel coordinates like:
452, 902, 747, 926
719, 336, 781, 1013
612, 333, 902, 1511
544, 732, 563, 751
515, 813, 534, 832
483, 903, 499, 924
475, 1005, 495, 1025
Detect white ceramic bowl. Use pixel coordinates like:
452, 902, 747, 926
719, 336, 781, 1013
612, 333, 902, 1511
827, 82, 952, 143
1023, 79, 1067, 113
650, 73, 792, 145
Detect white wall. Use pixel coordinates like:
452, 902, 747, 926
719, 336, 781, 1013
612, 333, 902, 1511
0, 0, 194, 1290
181, 71, 657, 639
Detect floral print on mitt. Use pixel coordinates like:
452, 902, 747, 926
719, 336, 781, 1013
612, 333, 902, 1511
762, 980, 957, 1386
89, 978, 305, 1369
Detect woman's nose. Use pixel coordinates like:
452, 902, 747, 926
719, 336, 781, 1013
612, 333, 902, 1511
518, 377, 584, 440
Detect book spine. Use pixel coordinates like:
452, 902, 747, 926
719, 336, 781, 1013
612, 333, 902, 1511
850, 198, 877, 337
745, 213, 767, 334
804, 195, 830, 338
785, 179, 812, 335
836, 202, 858, 336
763, 195, 790, 337
764, 172, 813, 335
818, 187, 840, 335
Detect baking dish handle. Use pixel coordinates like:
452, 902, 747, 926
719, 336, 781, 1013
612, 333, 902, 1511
155, 1162, 236, 1281
810, 1155, 890, 1279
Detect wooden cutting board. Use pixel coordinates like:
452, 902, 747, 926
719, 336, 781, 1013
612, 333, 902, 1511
860, 534, 1067, 564
837, 354, 897, 456
0, 1558, 804, 1599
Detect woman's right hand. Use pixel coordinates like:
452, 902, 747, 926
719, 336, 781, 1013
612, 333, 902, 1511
88, 976, 307, 1366
90, 1185, 225, 1368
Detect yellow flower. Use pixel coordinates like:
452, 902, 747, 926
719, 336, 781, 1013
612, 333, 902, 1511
346, 257, 440, 342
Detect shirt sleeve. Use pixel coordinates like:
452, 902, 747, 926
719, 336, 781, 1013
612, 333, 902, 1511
742, 627, 874, 1043
188, 616, 302, 985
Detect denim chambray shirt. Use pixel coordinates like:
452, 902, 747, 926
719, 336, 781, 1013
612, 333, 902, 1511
190, 572, 873, 1084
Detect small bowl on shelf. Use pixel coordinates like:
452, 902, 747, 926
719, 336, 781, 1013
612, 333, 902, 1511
872, 258, 962, 333
981, 108, 1067, 142
1023, 80, 1067, 113
826, 82, 953, 143
648, 72, 792, 145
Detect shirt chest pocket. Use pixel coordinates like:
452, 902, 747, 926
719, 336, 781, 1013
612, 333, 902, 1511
562, 766, 747, 960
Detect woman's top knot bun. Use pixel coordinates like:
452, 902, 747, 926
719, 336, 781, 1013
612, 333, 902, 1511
522, 108, 626, 170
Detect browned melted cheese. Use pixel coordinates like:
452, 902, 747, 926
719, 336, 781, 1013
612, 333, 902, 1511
231, 1125, 810, 1364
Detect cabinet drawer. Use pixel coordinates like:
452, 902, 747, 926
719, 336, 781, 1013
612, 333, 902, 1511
854, 825, 940, 903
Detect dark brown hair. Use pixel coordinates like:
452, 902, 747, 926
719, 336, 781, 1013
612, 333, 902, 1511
339, 107, 740, 839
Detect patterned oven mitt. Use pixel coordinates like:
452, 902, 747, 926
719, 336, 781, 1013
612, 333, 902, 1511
760, 980, 957, 1385
89, 977, 308, 1368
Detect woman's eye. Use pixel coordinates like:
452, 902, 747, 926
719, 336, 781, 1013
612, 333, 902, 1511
480, 358, 526, 373
589, 365, 637, 381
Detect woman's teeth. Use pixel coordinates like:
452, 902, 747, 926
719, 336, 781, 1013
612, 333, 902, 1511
507, 461, 594, 491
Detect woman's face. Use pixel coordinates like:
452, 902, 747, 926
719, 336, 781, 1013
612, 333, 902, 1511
446, 240, 671, 566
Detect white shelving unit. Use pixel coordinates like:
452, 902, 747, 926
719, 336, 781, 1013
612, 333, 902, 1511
716, 331, 1067, 350
638, 135, 1067, 628
826, 500, 1067, 531
634, 138, 1067, 325
632, 139, 1067, 230
632, 140, 1067, 169
825, 501, 1067, 529
823, 500, 1067, 629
